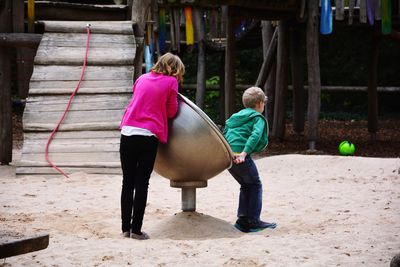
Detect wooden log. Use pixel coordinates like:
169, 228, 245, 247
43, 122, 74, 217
193, 8, 206, 109
131, 0, 152, 79
32, 1, 128, 21
0, 234, 49, 259
271, 20, 290, 140
40, 33, 135, 47
367, 25, 380, 141
16, 166, 121, 175
35, 46, 136, 65
219, 52, 226, 123
255, 27, 277, 87
224, 6, 236, 118
0, 0, 13, 164
289, 21, 305, 134
30, 65, 134, 81
306, 0, 322, 150
42, 20, 134, 34
261, 21, 276, 126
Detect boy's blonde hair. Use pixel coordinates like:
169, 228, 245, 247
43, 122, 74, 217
151, 52, 185, 83
242, 87, 268, 108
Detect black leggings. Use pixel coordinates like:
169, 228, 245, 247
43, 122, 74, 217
120, 134, 158, 234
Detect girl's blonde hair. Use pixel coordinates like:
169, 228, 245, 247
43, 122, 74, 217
151, 52, 185, 83
242, 87, 268, 108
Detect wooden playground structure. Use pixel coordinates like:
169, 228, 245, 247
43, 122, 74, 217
1, 0, 399, 171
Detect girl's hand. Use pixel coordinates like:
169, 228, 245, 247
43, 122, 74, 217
233, 152, 247, 164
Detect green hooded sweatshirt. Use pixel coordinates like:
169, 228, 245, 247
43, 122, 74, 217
223, 108, 269, 154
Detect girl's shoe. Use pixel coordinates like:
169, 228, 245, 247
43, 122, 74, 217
121, 231, 131, 238
131, 231, 150, 240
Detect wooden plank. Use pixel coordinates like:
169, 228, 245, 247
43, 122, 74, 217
30, 65, 134, 81
42, 20, 134, 34
24, 131, 120, 140
16, 166, 121, 175
35, 46, 135, 65
24, 122, 119, 132
22, 139, 120, 154
29, 79, 133, 89
29, 86, 132, 95
25, 94, 130, 112
40, 33, 135, 47
0, 234, 49, 259
23, 109, 124, 124
21, 152, 120, 163
17, 160, 120, 168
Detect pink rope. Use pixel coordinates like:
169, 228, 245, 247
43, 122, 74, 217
45, 24, 91, 178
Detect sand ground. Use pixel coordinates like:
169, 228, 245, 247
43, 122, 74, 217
1, 150, 399, 266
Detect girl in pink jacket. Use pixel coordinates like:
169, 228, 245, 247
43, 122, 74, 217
119, 53, 185, 240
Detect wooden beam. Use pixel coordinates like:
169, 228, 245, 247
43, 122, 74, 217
272, 20, 290, 140
224, 6, 236, 118
193, 8, 206, 109
261, 21, 276, 126
255, 27, 277, 87
289, 21, 305, 134
131, 0, 152, 79
306, 0, 321, 150
0, 33, 42, 48
0, 234, 49, 259
157, 0, 301, 11
0, 0, 13, 165
367, 25, 380, 142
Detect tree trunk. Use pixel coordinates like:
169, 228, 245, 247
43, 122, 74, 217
0, 0, 13, 164
306, 0, 322, 150
224, 6, 236, 118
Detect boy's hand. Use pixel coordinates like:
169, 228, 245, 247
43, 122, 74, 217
233, 152, 247, 164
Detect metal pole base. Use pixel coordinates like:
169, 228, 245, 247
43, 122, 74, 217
181, 187, 196, 212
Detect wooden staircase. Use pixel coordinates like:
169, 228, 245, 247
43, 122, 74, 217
16, 21, 135, 175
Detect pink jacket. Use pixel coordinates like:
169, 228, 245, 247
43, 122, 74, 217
120, 72, 179, 143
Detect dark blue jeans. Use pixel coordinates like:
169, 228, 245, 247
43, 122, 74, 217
120, 134, 158, 234
228, 155, 263, 222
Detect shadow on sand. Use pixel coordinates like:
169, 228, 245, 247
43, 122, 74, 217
149, 212, 243, 240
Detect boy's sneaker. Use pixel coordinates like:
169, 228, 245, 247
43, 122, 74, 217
247, 220, 277, 232
234, 217, 251, 233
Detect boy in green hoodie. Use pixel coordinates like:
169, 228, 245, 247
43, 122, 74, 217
223, 87, 277, 233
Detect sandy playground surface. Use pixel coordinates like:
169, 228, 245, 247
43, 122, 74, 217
1, 150, 399, 266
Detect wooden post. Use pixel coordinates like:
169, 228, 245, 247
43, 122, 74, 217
131, 0, 152, 80
272, 20, 290, 140
255, 27, 278, 88
367, 25, 380, 142
0, 0, 13, 164
13, 0, 35, 99
219, 52, 225, 124
306, 0, 321, 150
224, 6, 236, 118
289, 21, 305, 134
261, 21, 276, 128
193, 8, 206, 109
27, 0, 35, 33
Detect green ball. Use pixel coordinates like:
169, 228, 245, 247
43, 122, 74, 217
338, 141, 355, 156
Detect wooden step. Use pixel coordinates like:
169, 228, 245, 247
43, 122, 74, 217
41, 20, 134, 34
